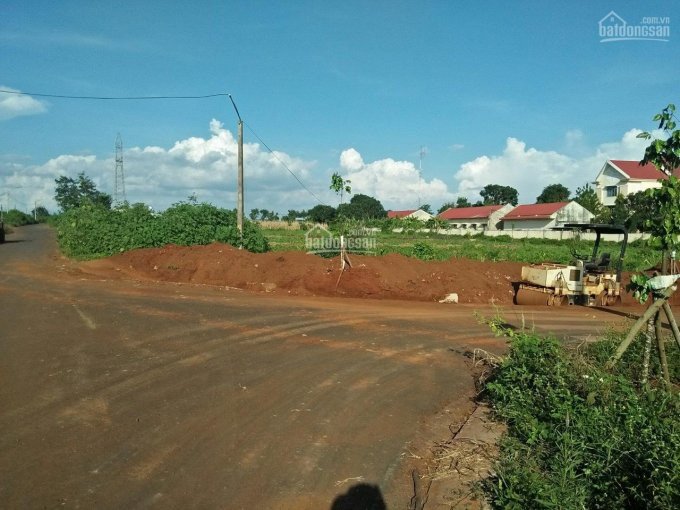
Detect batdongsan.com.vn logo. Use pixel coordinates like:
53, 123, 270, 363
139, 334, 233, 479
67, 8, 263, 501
598, 11, 670, 42
304, 224, 377, 255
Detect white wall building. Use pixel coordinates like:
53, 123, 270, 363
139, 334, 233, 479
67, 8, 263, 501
501, 201, 593, 230
437, 204, 513, 230
593, 159, 676, 206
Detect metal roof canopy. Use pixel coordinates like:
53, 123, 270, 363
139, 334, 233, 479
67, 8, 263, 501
555, 223, 628, 281
557, 223, 628, 235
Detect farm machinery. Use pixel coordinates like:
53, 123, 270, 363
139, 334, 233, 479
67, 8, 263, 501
515, 223, 628, 307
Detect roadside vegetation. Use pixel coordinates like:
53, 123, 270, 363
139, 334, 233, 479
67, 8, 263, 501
51, 172, 269, 259
480, 103, 680, 509
57, 201, 269, 259
481, 323, 679, 509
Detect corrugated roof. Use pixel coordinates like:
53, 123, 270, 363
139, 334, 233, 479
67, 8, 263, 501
610, 159, 680, 179
502, 202, 568, 220
438, 204, 504, 220
387, 209, 416, 218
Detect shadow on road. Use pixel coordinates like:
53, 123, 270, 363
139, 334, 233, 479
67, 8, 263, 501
330, 483, 387, 510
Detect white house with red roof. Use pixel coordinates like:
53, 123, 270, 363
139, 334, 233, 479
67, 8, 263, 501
501, 201, 593, 230
386, 209, 433, 221
437, 204, 513, 230
593, 159, 679, 206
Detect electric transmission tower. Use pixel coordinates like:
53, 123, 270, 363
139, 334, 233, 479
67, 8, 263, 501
114, 133, 127, 206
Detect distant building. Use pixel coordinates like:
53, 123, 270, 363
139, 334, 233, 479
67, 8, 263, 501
437, 204, 513, 230
593, 159, 680, 206
387, 209, 433, 221
501, 201, 593, 230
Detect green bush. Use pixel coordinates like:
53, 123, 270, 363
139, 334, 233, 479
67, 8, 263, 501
484, 331, 680, 509
410, 241, 436, 260
56, 201, 270, 259
2, 209, 37, 227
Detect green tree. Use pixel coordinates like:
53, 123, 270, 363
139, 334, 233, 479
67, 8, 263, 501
536, 183, 570, 203
420, 203, 432, 214
480, 184, 518, 206
282, 209, 307, 222
307, 204, 337, 223
608, 194, 630, 226
337, 194, 386, 219
31, 206, 51, 223
573, 183, 601, 216
437, 201, 457, 214
249, 208, 260, 220
637, 103, 680, 254
258, 210, 279, 221
456, 196, 472, 208
624, 191, 658, 232
54, 172, 112, 212
638, 103, 680, 175
330, 172, 352, 204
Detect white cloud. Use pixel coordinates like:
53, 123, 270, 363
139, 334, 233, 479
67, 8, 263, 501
454, 129, 650, 203
0, 119, 318, 213
338, 148, 455, 209
0, 86, 47, 121
0, 123, 659, 216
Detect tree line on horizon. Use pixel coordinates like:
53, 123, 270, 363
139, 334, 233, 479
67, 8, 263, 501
46, 172, 663, 234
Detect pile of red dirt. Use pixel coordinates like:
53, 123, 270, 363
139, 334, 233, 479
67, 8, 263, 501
79, 243, 523, 304
78, 243, 656, 307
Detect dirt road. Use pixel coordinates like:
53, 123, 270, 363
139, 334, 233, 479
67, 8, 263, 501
0, 225, 628, 509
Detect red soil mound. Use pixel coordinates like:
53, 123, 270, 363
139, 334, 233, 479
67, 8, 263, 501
79, 243, 523, 304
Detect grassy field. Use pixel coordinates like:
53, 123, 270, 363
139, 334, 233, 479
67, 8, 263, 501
263, 228, 659, 272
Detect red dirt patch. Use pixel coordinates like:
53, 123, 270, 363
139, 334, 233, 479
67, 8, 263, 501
79, 243, 523, 304
77, 244, 654, 308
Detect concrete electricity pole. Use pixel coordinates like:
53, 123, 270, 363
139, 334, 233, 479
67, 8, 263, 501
229, 95, 244, 243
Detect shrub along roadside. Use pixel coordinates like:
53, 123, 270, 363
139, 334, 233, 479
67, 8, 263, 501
2, 209, 38, 227
483, 329, 679, 509
56, 202, 270, 259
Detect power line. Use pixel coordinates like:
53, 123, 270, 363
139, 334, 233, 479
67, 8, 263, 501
0, 89, 229, 100
244, 122, 324, 205
1, 87, 325, 206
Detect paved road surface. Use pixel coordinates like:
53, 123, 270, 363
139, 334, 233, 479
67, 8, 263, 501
0, 225, 626, 509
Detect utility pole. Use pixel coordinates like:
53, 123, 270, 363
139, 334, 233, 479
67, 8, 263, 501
229, 95, 244, 244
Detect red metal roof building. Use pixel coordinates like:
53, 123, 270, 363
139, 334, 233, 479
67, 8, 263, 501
501, 202, 568, 220
386, 209, 433, 220
438, 204, 505, 220
501, 201, 593, 230
387, 209, 416, 219
437, 204, 514, 230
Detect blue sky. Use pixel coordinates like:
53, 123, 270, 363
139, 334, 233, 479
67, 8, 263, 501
1, 1, 678, 213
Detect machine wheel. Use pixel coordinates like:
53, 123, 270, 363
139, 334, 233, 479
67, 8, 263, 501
549, 294, 566, 306
515, 288, 561, 306
606, 295, 622, 306
596, 292, 620, 307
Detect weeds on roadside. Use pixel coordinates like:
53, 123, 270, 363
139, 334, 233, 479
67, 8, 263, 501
56, 202, 270, 259
482, 324, 680, 509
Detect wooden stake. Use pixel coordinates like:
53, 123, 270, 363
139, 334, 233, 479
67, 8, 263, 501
335, 235, 352, 291
641, 315, 654, 385
662, 301, 680, 350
